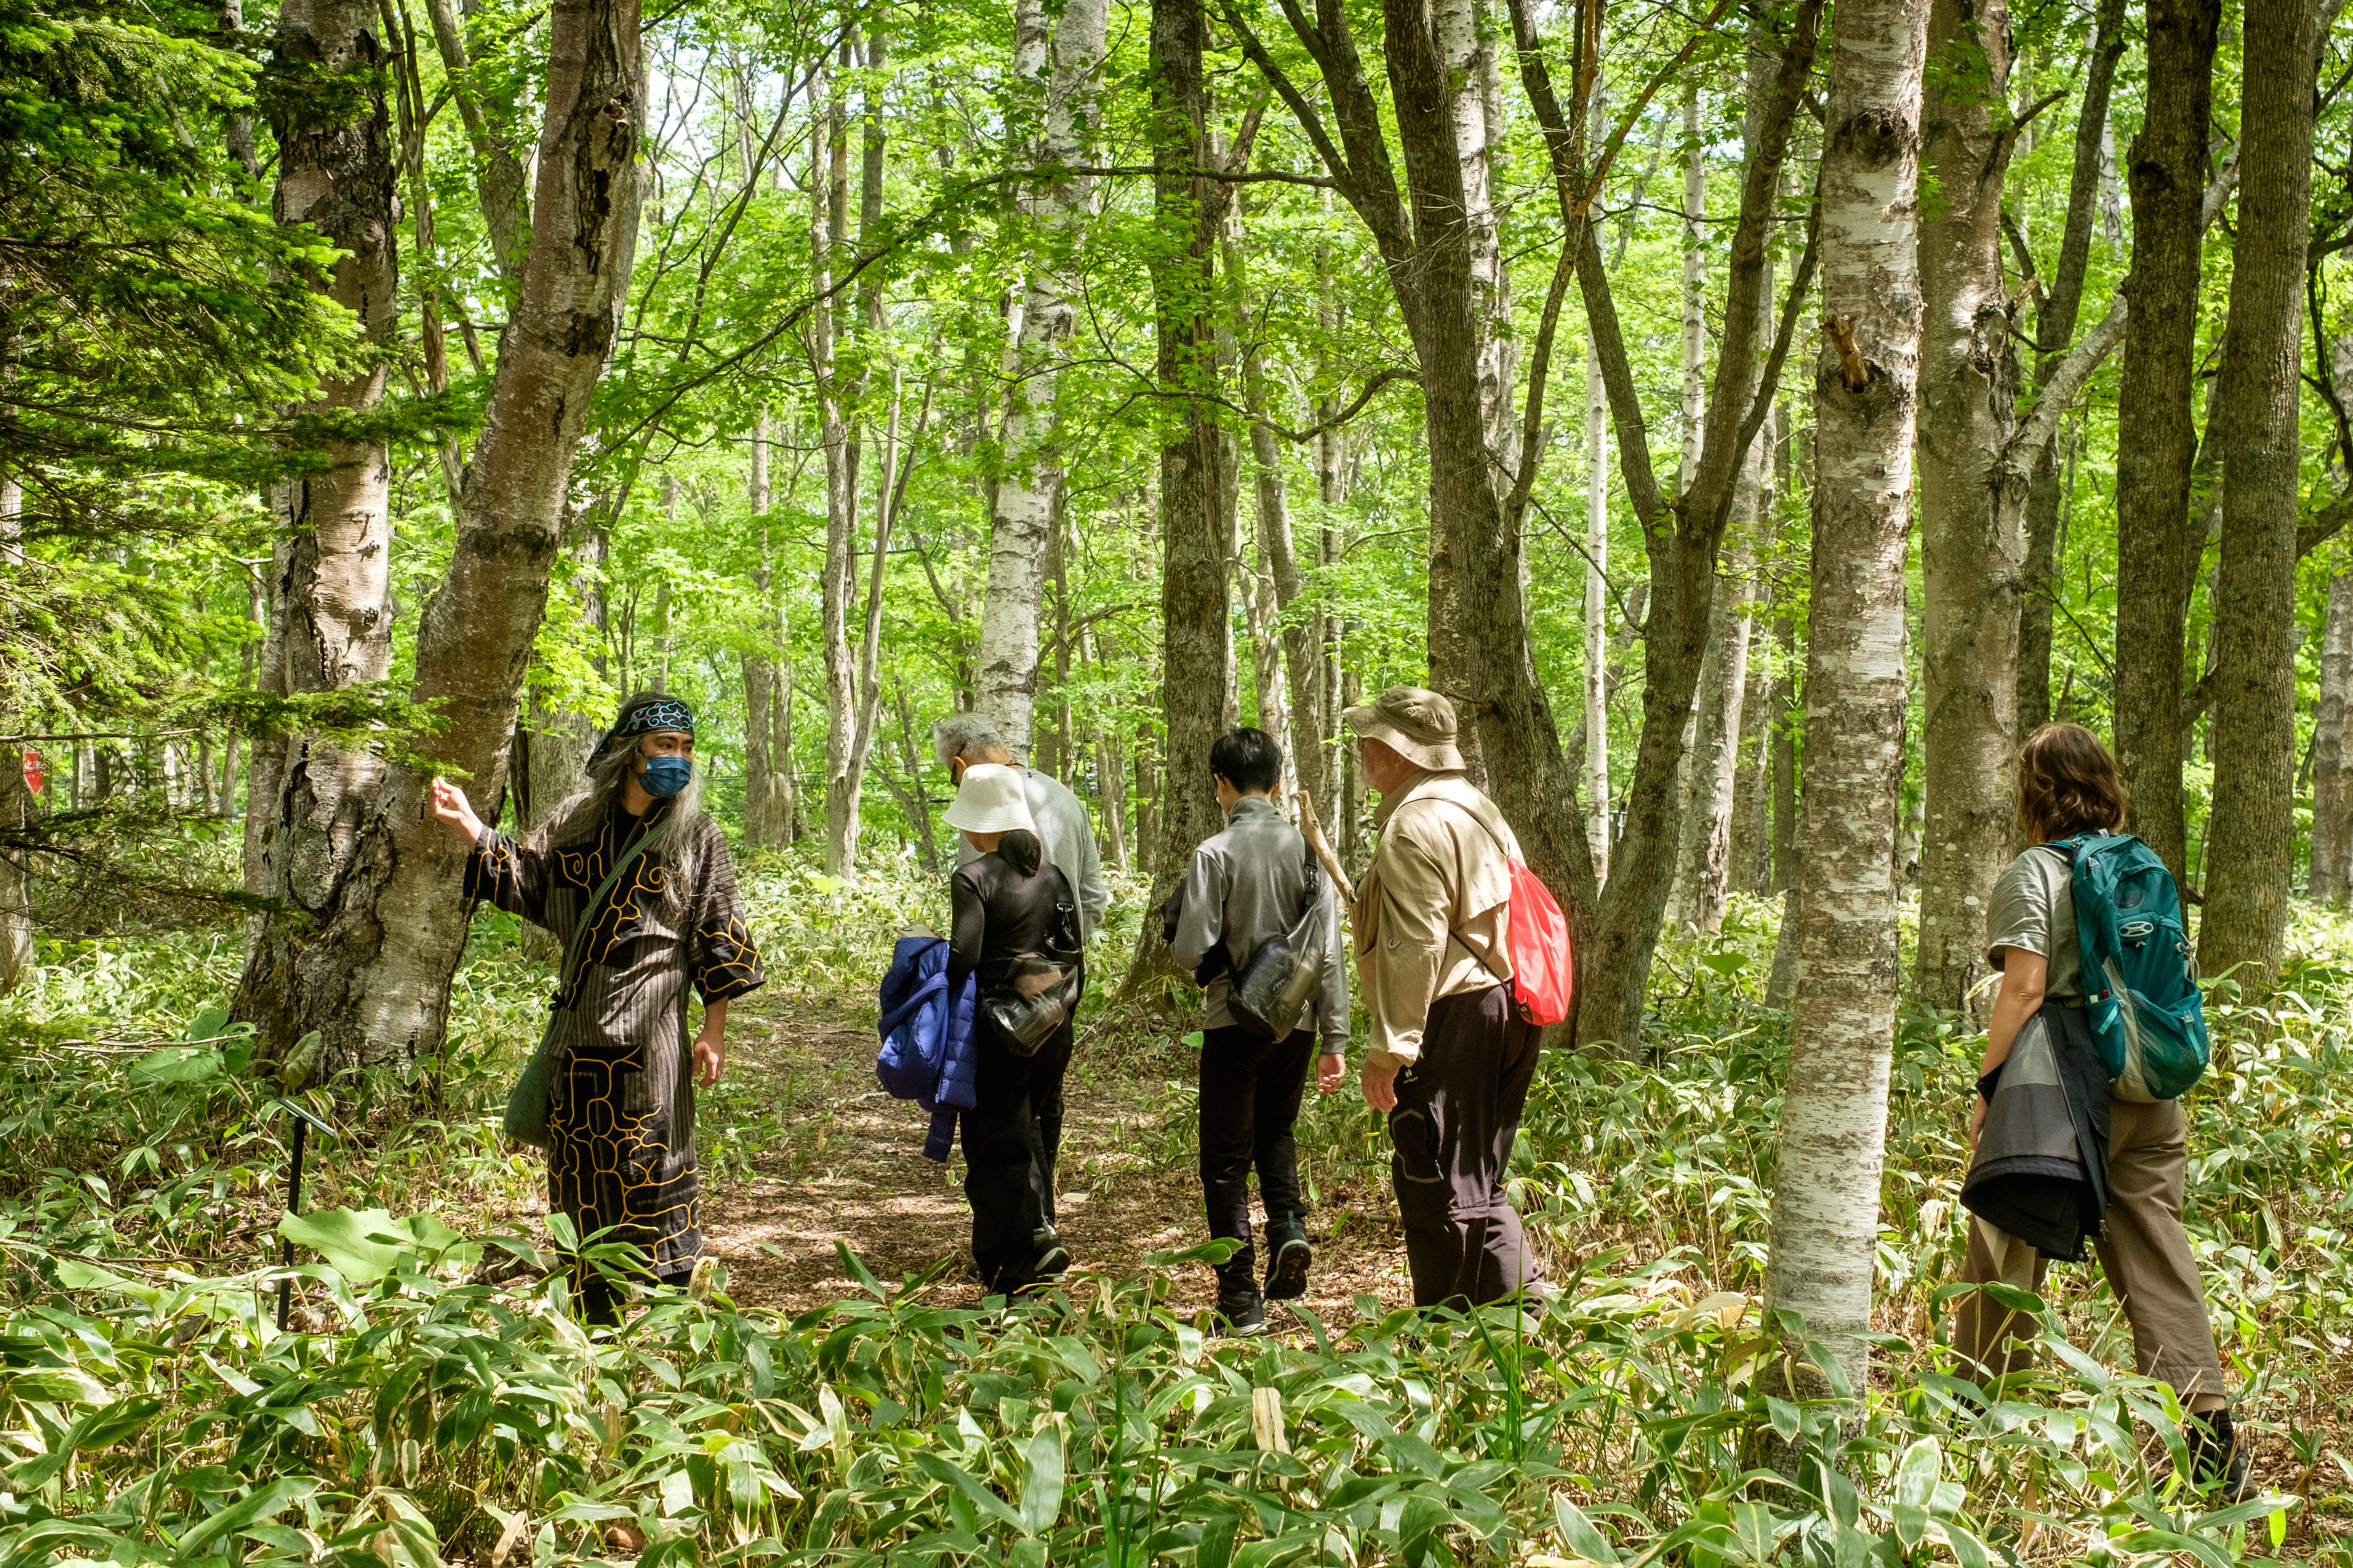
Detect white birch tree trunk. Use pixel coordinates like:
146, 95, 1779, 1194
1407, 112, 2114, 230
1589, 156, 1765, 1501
974, 0, 1110, 757
1585, 334, 1612, 882
1423, 0, 1509, 755
231, 0, 642, 1080
1679, 86, 1706, 489
2311, 572, 2353, 901
1764, 0, 1929, 1396
1912, 0, 2021, 1018
813, 101, 862, 875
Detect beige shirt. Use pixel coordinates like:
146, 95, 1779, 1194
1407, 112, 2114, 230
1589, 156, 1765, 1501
1352, 770, 1517, 1069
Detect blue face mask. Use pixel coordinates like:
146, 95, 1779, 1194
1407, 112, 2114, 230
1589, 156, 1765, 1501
640, 754, 692, 799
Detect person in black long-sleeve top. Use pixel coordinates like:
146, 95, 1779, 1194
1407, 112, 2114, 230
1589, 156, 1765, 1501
944, 764, 1081, 1293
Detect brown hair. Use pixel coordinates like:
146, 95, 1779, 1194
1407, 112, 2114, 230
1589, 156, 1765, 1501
2015, 723, 2130, 843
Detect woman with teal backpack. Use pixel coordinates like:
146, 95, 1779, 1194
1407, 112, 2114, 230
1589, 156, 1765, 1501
1956, 723, 2242, 1494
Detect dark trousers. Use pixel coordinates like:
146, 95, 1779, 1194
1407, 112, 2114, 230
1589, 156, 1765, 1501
1199, 1024, 1317, 1292
1389, 985, 1542, 1308
962, 1019, 1073, 1293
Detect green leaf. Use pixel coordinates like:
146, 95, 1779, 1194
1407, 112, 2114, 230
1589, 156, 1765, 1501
2191, 1494, 2296, 1533
1017, 1427, 1064, 1536
130, 1044, 222, 1084
1399, 1492, 1456, 1568
910, 1453, 1024, 1532
1765, 1395, 1801, 1443
1894, 1436, 1941, 1512
1551, 1496, 1621, 1565
277, 1207, 475, 1283
54, 1258, 153, 1298
186, 1007, 231, 1042
172, 1476, 318, 1562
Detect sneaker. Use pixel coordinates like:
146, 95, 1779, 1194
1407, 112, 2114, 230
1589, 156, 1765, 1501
1215, 1289, 1267, 1337
1264, 1219, 1312, 1301
1033, 1227, 1071, 1279
2184, 1409, 2251, 1498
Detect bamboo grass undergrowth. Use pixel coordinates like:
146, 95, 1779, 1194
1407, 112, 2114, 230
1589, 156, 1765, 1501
1, 881, 2348, 1565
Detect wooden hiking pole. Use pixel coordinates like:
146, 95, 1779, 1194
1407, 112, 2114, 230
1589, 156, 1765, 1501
1295, 787, 1354, 907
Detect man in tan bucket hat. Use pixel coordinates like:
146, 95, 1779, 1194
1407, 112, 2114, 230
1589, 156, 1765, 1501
1345, 685, 1546, 1310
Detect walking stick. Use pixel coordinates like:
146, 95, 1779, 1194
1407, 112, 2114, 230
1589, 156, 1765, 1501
1294, 788, 1354, 907
276, 1098, 338, 1332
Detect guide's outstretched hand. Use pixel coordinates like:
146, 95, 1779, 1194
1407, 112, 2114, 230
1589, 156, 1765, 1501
429, 776, 485, 846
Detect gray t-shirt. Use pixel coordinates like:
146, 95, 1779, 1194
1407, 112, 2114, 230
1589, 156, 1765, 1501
1984, 845, 2082, 1003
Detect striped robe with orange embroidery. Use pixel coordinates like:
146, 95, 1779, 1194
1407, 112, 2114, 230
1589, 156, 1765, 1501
467, 795, 764, 1276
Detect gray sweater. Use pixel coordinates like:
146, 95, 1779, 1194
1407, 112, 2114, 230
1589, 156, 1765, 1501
1168, 795, 1350, 1049
954, 767, 1109, 945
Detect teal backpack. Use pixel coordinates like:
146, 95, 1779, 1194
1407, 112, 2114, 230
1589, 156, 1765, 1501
2049, 832, 2211, 1101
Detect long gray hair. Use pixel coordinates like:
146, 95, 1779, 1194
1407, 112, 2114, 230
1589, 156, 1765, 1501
541, 730, 705, 912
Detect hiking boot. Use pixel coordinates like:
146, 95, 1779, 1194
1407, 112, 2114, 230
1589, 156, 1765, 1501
1215, 1289, 1266, 1337
2184, 1409, 2250, 1498
1033, 1226, 1071, 1279
1264, 1218, 1312, 1301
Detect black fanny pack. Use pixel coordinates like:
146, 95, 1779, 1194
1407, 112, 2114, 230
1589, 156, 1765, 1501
1228, 844, 1324, 1040
982, 877, 1084, 1056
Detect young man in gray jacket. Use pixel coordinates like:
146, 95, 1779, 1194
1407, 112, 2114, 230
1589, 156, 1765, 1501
1168, 727, 1349, 1333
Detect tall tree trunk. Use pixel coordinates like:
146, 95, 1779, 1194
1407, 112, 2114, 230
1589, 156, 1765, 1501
2112, 0, 2220, 882
0, 483, 26, 992
1423, 0, 1509, 756
1764, 0, 1928, 1396
2311, 572, 2353, 902
1235, 250, 1326, 814
1130, 0, 1229, 990
1673, 57, 1781, 933
2016, 0, 2127, 733
1679, 85, 1706, 488
812, 78, 865, 876
1912, 0, 2020, 1018
244, 0, 399, 982
1583, 331, 1612, 882
742, 416, 789, 850
233, 0, 642, 1080
2199, 0, 2320, 985
975, 0, 1111, 758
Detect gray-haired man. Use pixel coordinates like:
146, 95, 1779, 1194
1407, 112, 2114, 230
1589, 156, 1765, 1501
931, 714, 1109, 945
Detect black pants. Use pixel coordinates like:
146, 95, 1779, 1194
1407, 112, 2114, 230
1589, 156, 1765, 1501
1389, 985, 1542, 1308
1199, 1024, 1317, 1293
962, 1017, 1074, 1293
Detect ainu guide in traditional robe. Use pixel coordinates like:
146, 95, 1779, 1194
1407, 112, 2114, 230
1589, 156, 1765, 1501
429, 692, 764, 1322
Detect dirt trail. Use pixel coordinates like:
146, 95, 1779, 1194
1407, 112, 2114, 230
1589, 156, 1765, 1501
700, 993, 1417, 1326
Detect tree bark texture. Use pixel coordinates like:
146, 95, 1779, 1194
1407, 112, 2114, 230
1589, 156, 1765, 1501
2311, 572, 2353, 901
975, 0, 1110, 759
2198, 0, 2319, 985
1584, 333, 1612, 881
742, 418, 795, 850
1765, 0, 1927, 1396
2111, 0, 2220, 882
233, 0, 641, 1080
1130, 0, 1229, 991
2015, 0, 2126, 734
812, 90, 864, 876
245, 0, 400, 992
1422, 0, 1510, 750
1911, 0, 2020, 1019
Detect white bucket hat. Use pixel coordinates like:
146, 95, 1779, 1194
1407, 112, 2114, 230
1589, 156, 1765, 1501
943, 763, 1036, 835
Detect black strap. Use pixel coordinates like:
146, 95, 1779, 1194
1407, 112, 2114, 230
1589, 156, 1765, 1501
557, 819, 670, 1001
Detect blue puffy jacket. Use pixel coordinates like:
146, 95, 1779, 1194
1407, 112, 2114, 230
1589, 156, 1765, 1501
875, 935, 979, 1162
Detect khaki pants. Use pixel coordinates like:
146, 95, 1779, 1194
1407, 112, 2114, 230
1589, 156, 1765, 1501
1954, 1096, 2227, 1403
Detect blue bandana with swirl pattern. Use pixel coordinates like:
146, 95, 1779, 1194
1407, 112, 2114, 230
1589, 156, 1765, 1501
593, 694, 696, 765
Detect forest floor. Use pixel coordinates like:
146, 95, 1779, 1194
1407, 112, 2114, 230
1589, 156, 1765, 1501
687, 989, 1415, 1324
